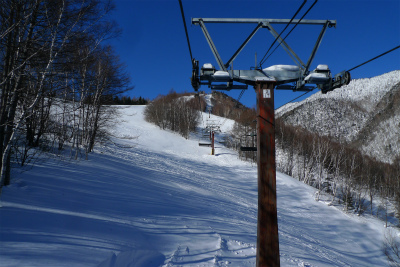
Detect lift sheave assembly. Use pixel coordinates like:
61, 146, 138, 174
190, 18, 351, 94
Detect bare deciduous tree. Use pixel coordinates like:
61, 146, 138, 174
0, 0, 132, 190
144, 92, 200, 139
383, 229, 400, 267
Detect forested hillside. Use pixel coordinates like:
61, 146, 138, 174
0, 0, 132, 189
276, 70, 400, 163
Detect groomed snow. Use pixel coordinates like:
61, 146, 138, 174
0, 105, 397, 267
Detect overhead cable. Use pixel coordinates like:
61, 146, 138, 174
258, 0, 307, 68
220, 89, 246, 127
275, 89, 315, 110
260, 0, 318, 67
178, 0, 193, 62
347, 45, 400, 72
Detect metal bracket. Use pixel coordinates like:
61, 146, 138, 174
305, 21, 330, 74
197, 19, 227, 72
192, 18, 336, 26
191, 17, 338, 90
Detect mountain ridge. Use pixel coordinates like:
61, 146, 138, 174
276, 70, 400, 163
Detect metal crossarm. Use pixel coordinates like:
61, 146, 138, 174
192, 18, 336, 74
192, 18, 336, 27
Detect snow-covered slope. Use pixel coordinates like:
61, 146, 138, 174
0, 106, 397, 266
276, 70, 400, 163
277, 71, 400, 114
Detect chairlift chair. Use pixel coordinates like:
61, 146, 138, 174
239, 133, 257, 152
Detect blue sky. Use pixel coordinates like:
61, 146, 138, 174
109, 0, 400, 108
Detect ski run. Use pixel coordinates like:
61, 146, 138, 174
1, 105, 399, 267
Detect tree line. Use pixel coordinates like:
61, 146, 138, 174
110, 95, 148, 105
0, 0, 132, 188
144, 90, 202, 139
274, 118, 400, 265
210, 91, 247, 119
227, 112, 400, 224
275, 118, 400, 219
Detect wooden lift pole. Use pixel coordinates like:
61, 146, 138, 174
211, 131, 215, 155
255, 80, 280, 267
183, 14, 340, 267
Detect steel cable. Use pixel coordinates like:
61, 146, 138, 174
347, 45, 400, 72
258, 0, 307, 68
178, 0, 193, 63
275, 89, 315, 110
220, 89, 246, 128
260, 0, 318, 67
274, 45, 400, 110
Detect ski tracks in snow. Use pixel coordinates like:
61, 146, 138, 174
2, 105, 396, 267
164, 230, 255, 267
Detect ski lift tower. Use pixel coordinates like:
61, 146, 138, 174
180, 12, 350, 267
